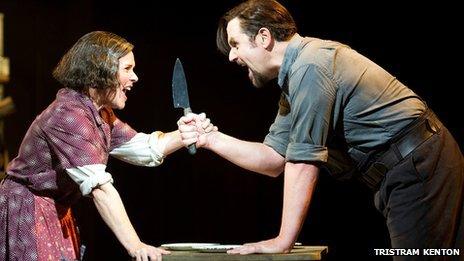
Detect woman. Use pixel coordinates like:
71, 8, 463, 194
0, 31, 212, 261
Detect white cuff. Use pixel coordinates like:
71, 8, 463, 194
66, 164, 113, 196
109, 132, 165, 167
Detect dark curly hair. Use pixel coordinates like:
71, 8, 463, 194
53, 31, 133, 94
216, 0, 297, 56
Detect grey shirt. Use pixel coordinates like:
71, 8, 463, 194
264, 34, 426, 176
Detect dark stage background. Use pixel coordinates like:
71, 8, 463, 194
0, 0, 462, 260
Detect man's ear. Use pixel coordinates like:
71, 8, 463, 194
257, 27, 273, 49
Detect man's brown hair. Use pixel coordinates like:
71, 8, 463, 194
216, 0, 297, 55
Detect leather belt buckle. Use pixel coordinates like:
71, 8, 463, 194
362, 162, 389, 190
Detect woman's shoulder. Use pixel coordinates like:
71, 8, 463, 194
39, 96, 94, 132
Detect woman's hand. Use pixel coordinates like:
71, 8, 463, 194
129, 242, 170, 261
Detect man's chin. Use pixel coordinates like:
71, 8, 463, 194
251, 82, 262, 88
251, 78, 267, 88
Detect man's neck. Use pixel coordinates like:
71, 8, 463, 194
269, 40, 291, 77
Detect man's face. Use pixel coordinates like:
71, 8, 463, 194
226, 18, 271, 88
110, 51, 138, 109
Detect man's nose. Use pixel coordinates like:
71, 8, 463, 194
229, 49, 238, 62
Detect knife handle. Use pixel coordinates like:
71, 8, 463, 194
183, 107, 197, 155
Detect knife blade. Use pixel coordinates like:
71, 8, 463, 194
172, 58, 196, 154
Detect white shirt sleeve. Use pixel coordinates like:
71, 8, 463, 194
66, 164, 113, 196
109, 132, 166, 167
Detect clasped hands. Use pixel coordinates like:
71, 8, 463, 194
177, 112, 218, 148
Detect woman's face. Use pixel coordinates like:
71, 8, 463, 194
109, 51, 138, 109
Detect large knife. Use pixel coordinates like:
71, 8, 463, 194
172, 58, 196, 155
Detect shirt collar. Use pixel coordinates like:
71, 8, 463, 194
277, 33, 304, 89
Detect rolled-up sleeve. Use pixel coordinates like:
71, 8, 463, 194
283, 64, 336, 163
286, 143, 328, 162
264, 112, 291, 157
109, 132, 165, 167
66, 164, 113, 196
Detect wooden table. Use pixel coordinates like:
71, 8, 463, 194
163, 246, 328, 260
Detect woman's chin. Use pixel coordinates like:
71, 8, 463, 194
110, 102, 125, 110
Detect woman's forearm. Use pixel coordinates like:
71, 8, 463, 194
92, 182, 141, 253
159, 130, 184, 156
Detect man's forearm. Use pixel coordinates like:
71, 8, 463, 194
206, 131, 285, 177
277, 162, 319, 248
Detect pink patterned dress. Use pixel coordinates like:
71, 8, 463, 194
0, 88, 137, 260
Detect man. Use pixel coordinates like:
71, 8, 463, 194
179, 0, 463, 258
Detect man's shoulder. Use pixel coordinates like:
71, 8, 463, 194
291, 37, 348, 73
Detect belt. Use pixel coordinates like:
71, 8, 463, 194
358, 109, 441, 191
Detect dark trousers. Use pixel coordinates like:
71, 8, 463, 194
375, 125, 464, 261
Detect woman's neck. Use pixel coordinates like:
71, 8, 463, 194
88, 88, 105, 110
